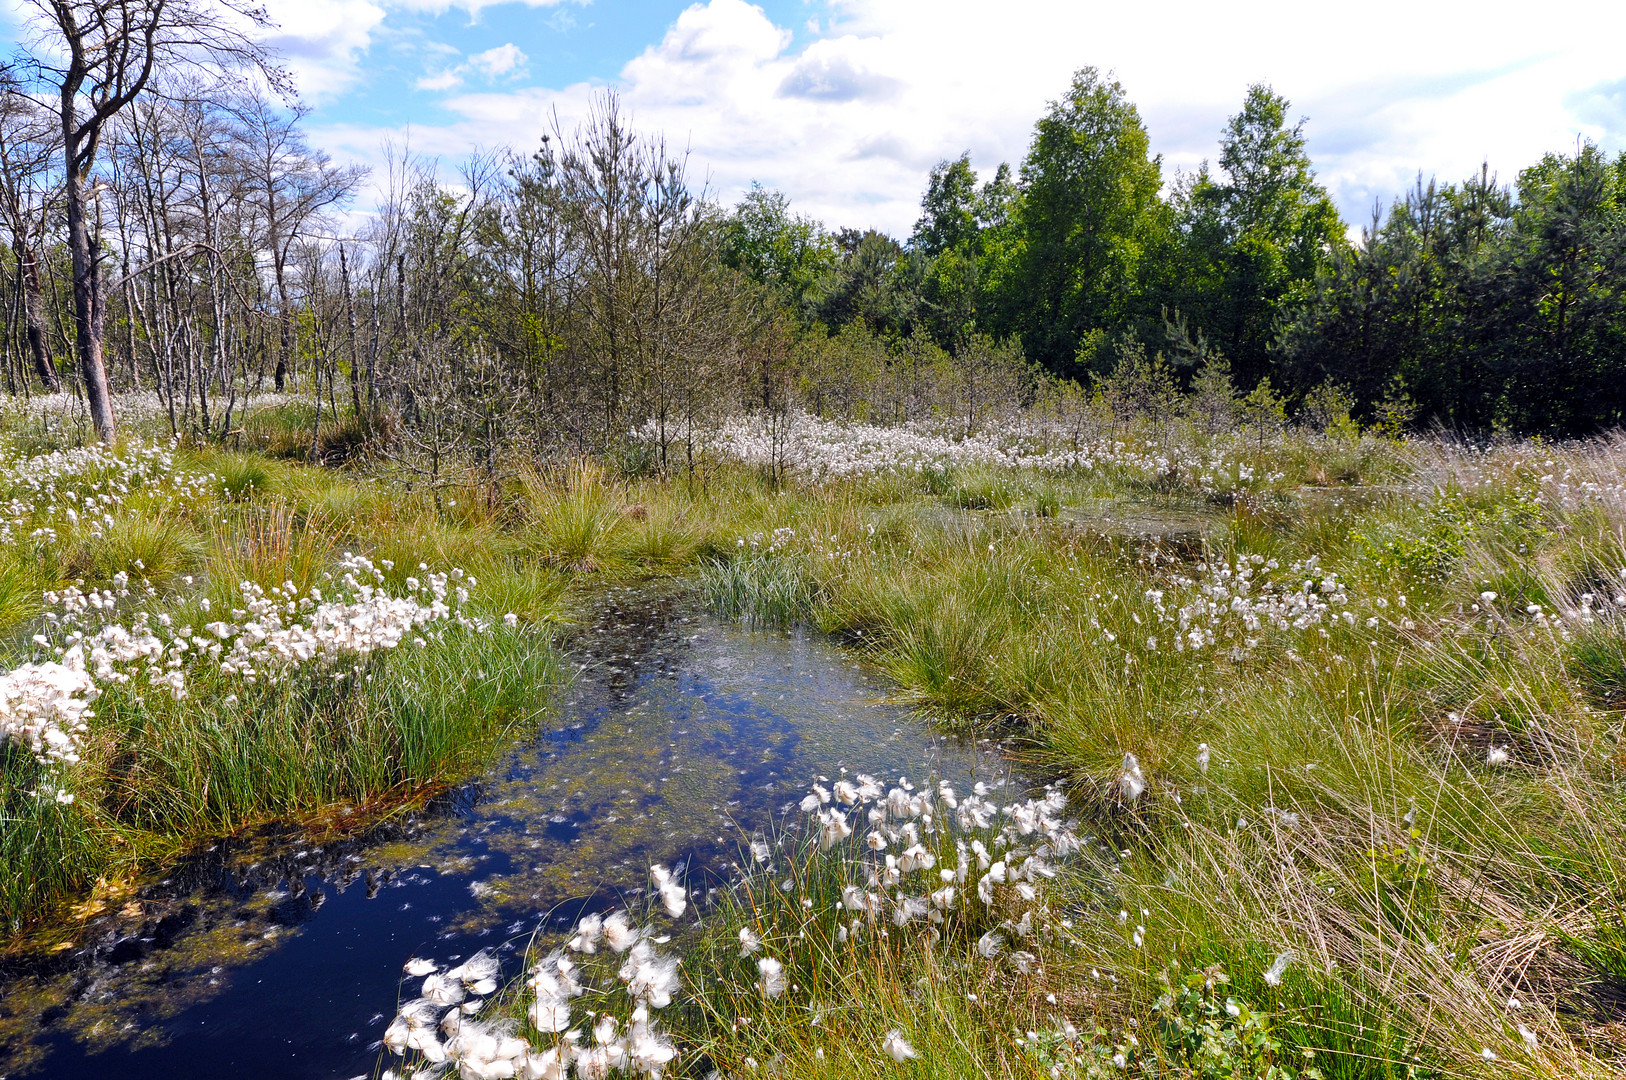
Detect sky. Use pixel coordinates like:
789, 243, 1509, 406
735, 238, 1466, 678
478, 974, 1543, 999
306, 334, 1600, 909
14, 0, 1626, 237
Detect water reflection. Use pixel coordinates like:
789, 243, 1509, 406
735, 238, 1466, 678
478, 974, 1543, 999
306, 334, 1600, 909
0, 583, 1006, 1078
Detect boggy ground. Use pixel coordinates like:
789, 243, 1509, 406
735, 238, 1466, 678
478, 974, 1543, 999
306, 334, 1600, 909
679, 430, 1626, 1080
4, 398, 1626, 1078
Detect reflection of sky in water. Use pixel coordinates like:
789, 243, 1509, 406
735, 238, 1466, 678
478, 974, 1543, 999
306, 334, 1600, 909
1, 583, 1008, 1078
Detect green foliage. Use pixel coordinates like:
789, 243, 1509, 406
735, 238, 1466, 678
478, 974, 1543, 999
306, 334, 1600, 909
991, 67, 1168, 376
700, 551, 818, 629
1368, 376, 1418, 438
1568, 624, 1626, 706
1299, 382, 1358, 439
73, 509, 206, 586
911, 153, 984, 258
213, 452, 276, 501
1365, 830, 1439, 939
1159, 85, 1346, 387
1279, 144, 1626, 434
1239, 377, 1288, 450
1096, 338, 1181, 429
519, 462, 630, 573
721, 184, 841, 317
1351, 488, 1546, 589
775, 75, 1620, 437
1152, 967, 1319, 1080
1186, 357, 1240, 434
813, 229, 921, 338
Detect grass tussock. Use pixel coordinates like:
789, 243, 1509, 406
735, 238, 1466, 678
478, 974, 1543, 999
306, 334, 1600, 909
0, 431, 575, 940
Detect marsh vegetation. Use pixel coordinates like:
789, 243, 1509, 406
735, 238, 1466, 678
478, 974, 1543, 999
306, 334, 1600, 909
2, 390, 1625, 1080
3, 6, 1626, 1075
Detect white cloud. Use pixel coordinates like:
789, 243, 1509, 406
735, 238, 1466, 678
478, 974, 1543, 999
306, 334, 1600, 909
469, 43, 528, 79
262, 0, 388, 103
314, 0, 1626, 235
381, 0, 581, 13
417, 70, 466, 91
413, 40, 529, 92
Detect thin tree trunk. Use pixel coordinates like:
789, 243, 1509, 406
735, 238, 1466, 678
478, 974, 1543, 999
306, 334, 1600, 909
62, 142, 116, 442
12, 243, 59, 391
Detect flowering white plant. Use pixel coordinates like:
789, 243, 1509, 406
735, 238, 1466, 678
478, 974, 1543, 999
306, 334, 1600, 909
382, 865, 688, 1080
0, 645, 98, 770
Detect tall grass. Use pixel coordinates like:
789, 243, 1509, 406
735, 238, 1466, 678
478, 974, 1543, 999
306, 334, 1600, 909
7, 411, 1626, 1075
93, 624, 556, 833
682, 433, 1626, 1076
0, 432, 576, 940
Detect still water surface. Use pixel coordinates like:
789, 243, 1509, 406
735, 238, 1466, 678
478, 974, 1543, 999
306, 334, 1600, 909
0, 584, 1005, 1078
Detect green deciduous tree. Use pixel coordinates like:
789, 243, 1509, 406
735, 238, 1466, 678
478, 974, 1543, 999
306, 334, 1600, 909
1163, 84, 1345, 388
987, 68, 1167, 378
720, 184, 839, 320
911, 154, 981, 259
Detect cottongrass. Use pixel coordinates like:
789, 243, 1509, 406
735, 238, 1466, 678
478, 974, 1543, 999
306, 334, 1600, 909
382, 865, 688, 1080
0, 647, 97, 770
37, 553, 489, 733
379, 771, 1096, 1077
659, 412, 1308, 492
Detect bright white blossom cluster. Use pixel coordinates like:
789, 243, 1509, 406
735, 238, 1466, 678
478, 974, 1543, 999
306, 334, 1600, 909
48, 555, 489, 703
383, 866, 687, 1080
378, 772, 1084, 1076
5, 556, 490, 802
0, 390, 308, 431
785, 773, 1081, 964
0, 645, 98, 779
0, 439, 214, 547
1143, 554, 1354, 655
672, 413, 1285, 490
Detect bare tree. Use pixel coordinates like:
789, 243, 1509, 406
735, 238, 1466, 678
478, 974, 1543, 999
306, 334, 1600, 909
10, 0, 286, 442
0, 84, 62, 390
230, 94, 363, 392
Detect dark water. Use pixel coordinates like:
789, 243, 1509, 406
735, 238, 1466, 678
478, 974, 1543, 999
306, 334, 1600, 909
0, 583, 1006, 1079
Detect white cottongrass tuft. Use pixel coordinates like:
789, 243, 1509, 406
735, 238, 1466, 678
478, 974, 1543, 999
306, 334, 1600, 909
0, 647, 98, 769
602, 910, 638, 952
620, 943, 681, 1009
1118, 752, 1146, 802
568, 912, 604, 954
1263, 950, 1295, 987
1196, 742, 1211, 774
1486, 745, 1511, 766
650, 864, 687, 919
756, 956, 785, 1000
381, 767, 1086, 1079
882, 1029, 918, 1062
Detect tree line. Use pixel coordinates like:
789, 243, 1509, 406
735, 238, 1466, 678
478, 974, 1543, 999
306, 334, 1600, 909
726, 70, 1626, 436
2, 1, 777, 481
2, 3, 1620, 470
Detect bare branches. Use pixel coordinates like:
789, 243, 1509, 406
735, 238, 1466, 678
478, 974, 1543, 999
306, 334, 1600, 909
9, 0, 289, 441
0, 81, 757, 471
